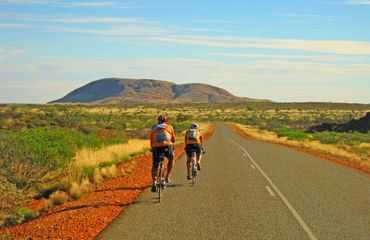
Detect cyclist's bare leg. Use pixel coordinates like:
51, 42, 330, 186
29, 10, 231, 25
165, 155, 175, 180
186, 157, 191, 175
197, 154, 202, 166
151, 160, 158, 183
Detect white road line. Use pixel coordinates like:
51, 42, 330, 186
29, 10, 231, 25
266, 186, 276, 197
228, 138, 318, 240
250, 164, 256, 170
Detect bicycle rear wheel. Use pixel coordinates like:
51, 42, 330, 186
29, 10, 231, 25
158, 162, 163, 202
191, 155, 197, 186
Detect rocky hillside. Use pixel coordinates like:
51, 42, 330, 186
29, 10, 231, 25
307, 112, 370, 133
50, 78, 265, 104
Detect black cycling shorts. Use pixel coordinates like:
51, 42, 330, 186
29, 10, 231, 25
185, 143, 202, 158
152, 146, 174, 164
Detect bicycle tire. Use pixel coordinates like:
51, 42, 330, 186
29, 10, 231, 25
158, 161, 163, 202
191, 153, 197, 186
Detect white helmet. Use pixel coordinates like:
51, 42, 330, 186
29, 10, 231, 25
190, 122, 199, 129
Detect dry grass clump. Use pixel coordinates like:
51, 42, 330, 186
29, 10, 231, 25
38, 199, 52, 213
69, 179, 95, 200
93, 168, 103, 186
100, 165, 117, 179
74, 139, 149, 168
69, 183, 83, 200
49, 190, 69, 206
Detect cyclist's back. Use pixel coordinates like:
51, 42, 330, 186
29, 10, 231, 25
150, 115, 175, 192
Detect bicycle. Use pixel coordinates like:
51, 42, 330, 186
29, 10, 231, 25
189, 151, 198, 186
156, 153, 166, 202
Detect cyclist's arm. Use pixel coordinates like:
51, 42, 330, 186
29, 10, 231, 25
200, 135, 203, 146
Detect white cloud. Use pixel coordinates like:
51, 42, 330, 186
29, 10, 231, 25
0, 48, 24, 61
209, 53, 367, 63
20, 16, 146, 24
148, 35, 370, 55
269, 13, 321, 18
343, 0, 370, 4
0, 0, 54, 4
0, 23, 36, 28
0, 0, 132, 8
47, 25, 170, 36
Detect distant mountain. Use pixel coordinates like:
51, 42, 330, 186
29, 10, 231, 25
50, 78, 268, 104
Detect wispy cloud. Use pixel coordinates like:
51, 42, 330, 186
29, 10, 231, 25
0, 23, 36, 28
20, 16, 146, 24
343, 0, 370, 4
47, 25, 170, 36
0, 0, 135, 8
148, 35, 370, 55
0, 48, 24, 61
190, 19, 235, 24
209, 53, 367, 63
269, 13, 321, 18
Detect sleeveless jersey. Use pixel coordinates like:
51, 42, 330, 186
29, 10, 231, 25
150, 123, 175, 147
185, 129, 202, 145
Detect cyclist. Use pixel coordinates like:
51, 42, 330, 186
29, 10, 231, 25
150, 115, 175, 192
184, 122, 203, 180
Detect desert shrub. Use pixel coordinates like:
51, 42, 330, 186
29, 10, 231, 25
69, 183, 83, 200
93, 168, 103, 186
172, 121, 192, 133
0, 175, 28, 214
79, 178, 95, 193
36, 181, 71, 199
100, 165, 117, 179
38, 199, 52, 213
312, 132, 339, 144
275, 129, 310, 141
2, 212, 24, 227
16, 207, 37, 222
176, 113, 192, 122
82, 166, 96, 178
49, 190, 69, 206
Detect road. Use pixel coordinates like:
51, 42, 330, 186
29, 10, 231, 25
97, 124, 370, 240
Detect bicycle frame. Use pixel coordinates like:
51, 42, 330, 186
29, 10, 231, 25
157, 153, 165, 203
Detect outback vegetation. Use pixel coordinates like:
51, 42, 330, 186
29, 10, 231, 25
0, 104, 207, 228
0, 102, 368, 229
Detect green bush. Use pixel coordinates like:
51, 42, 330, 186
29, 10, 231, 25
312, 132, 339, 144
16, 207, 37, 222
275, 129, 310, 141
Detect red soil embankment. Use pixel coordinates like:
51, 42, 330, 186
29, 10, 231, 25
230, 124, 370, 176
4, 124, 215, 240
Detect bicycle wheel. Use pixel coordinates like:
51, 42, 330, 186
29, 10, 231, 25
158, 161, 163, 202
191, 153, 197, 186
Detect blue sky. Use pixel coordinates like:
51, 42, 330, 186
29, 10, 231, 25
0, 0, 369, 103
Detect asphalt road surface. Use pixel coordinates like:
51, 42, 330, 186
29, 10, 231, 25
97, 124, 370, 240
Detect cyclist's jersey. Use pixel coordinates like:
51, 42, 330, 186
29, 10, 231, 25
150, 123, 175, 147
185, 129, 202, 145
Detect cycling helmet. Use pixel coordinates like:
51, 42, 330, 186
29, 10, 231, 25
157, 115, 169, 124
190, 122, 199, 129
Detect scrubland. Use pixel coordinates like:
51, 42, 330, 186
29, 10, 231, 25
0, 102, 368, 228
0, 104, 209, 228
